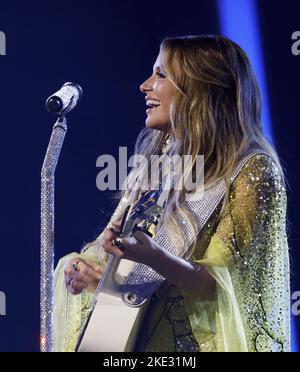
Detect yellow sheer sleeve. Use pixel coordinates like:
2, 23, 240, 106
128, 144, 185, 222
53, 197, 128, 352
182, 154, 290, 352
53, 241, 108, 351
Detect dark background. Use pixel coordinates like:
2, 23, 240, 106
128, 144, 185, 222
0, 0, 299, 351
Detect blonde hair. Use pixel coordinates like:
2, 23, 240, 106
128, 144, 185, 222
86, 35, 283, 258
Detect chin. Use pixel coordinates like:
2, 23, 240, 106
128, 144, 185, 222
145, 117, 169, 131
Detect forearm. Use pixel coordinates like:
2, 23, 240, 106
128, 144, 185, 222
150, 248, 216, 301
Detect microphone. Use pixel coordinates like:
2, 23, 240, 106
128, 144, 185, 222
46, 82, 83, 115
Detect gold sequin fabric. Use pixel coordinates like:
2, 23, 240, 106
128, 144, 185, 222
134, 154, 290, 352
134, 284, 200, 352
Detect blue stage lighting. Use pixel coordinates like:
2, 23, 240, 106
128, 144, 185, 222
217, 0, 273, 144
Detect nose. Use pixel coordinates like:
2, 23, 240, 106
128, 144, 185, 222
140, 76, 153, 94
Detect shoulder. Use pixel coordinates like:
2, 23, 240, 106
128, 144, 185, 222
223, 153, 287, 252
232, 153, 286, 203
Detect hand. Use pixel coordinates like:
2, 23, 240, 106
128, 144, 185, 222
100, 228, 163, 267
64, 258, 104, 295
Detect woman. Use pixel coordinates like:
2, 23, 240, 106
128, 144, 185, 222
54, 35, 290, 352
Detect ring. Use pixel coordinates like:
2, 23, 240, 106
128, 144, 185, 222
72, 261, 81, 272
112, 236, 123, 248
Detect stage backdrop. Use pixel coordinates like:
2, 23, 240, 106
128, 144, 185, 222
0, 0, 299, 351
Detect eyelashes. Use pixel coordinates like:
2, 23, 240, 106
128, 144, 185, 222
156, 72, 166, 78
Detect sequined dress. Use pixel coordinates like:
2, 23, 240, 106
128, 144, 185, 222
53, 154, 290, 352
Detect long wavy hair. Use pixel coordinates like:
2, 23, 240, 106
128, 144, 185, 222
85, 35, 283, 258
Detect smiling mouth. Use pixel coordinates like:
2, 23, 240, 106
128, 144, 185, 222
146, 99, 161, 112
146, 106, 160, 112
146, 103, 161, 113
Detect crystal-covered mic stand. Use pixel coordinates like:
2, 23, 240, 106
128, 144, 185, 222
40, 116, 67, 352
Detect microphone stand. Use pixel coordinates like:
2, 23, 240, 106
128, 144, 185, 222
40, 115, 67, 352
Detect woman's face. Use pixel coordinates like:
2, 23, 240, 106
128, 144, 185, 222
140, 52, 177, 131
